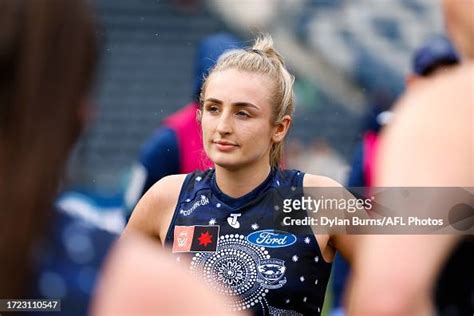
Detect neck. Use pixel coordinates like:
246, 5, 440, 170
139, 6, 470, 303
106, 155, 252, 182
214, 161, 272, 198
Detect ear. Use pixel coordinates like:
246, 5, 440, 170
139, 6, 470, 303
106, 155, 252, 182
272, 115, 292, 143
196, 109, 202, 123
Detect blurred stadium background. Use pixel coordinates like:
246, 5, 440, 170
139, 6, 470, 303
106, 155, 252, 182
56, 0, 444, 313
60, 0, 444, 242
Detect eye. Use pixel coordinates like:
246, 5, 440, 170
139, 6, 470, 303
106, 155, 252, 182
236, 111, 250, 118
205, 104, 219, 113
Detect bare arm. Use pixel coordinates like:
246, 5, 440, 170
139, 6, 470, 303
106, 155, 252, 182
123, 174, 186, 244
303, 174, 364, 263
347, 234, 459, 316
347, 66, 473, 316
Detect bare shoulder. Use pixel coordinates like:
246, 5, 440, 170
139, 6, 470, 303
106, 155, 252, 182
398, 63, 473, 114
303, 173, 343, 187
125, 174, 187, 242
148, 174, 187, 200
137, 174, 187, 217
302, 174, 348, 208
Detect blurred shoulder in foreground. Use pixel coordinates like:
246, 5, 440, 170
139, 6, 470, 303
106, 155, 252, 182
92, 234, 246, 316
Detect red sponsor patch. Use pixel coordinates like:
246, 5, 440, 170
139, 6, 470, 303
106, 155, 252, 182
172, 225, 219, 253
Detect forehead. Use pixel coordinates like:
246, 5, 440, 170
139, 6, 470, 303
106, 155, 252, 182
204, 69, 272, 109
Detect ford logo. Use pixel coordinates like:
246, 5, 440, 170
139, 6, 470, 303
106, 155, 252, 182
247, 230, 297, 248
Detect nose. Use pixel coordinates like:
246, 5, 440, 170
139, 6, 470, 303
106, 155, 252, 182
216, 111, 232, 135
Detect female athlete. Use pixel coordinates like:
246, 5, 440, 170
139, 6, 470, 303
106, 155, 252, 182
126, 35, 356, 316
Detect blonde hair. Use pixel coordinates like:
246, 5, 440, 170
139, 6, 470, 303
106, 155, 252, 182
200, 34, 295, 169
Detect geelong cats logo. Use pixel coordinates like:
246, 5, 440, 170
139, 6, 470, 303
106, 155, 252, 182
257, 258, 287, 289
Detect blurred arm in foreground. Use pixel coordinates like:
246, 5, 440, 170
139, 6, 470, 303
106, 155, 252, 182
347, 0, 474, 315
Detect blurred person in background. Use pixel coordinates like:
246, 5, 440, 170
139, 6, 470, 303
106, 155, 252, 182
0, 1, 240, 315
286, 138, 349, 185
123, 32, 242, 219
330, 34, 461, 316
348, 0, 473, 315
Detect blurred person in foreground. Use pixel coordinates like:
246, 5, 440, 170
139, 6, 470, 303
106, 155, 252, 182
330, 35, 461, 316
0, 1, 112, 313
124, 33, 242, 218
348, 0, 473, 315
0, 1, 237, 315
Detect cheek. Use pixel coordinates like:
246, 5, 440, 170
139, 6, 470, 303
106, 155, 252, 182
200, 114, 215, 137
239, 120, 273, 146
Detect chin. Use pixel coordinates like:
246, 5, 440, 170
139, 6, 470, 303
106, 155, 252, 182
212, 158, 240, 171
210, 153, 244, 171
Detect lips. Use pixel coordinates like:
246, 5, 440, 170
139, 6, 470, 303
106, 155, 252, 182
213, 140, 238, 146
212, 140, 238, 152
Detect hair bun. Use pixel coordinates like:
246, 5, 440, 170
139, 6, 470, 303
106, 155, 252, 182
252, 34, 285, 66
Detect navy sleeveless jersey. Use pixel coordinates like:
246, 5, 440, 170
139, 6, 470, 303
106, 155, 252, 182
165, 169, 332, 316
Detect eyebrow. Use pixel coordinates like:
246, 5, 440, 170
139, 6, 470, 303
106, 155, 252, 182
204, 98, 260, 110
